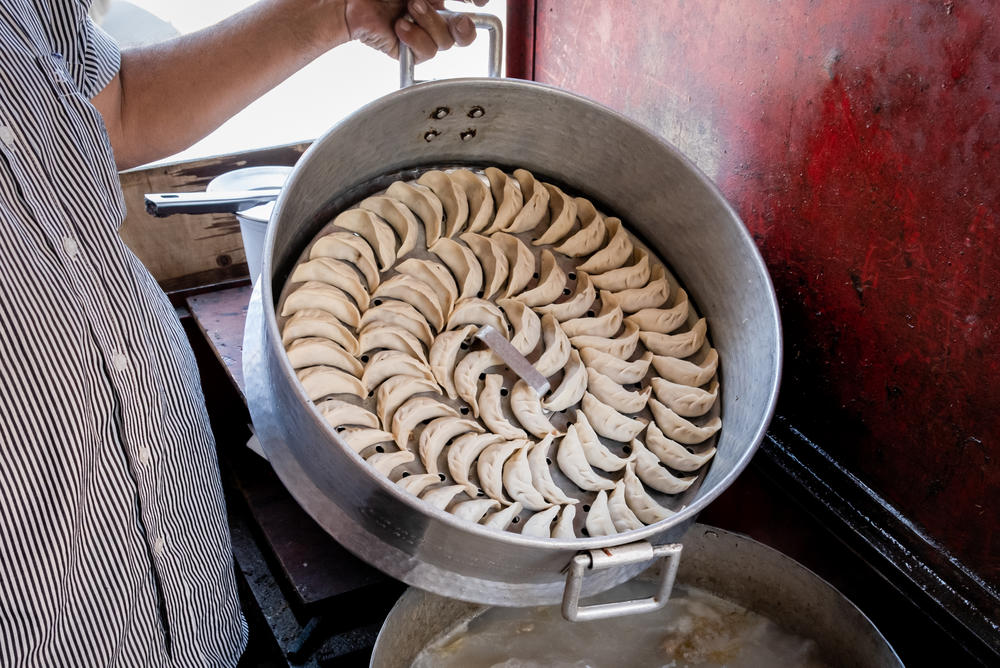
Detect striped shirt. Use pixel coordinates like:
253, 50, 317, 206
0, 2, 247, 665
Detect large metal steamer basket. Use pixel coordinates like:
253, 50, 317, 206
243, 77, 782, 613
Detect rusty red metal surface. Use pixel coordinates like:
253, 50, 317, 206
531, 1, 998, 583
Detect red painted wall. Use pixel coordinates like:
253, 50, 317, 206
531, 0, 998, 582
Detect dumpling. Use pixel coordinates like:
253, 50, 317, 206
584, 490, 617, 537
358, 322, 428, 364
650, 348, 719, 388
585, 367, 651, 414
569, 320, 640, 359
579, 348, 651, 385
510, 380, 560, 439
296, 366, 365, 401
454, 349, 501, 417
358, 195, 420, 258
491, 232, 536, 298
428, 237, 484, 301
286, 337, 364, 376
650, 377, 719, 418
560, 290, 622, 339
282, 281, 362, 328
331, 208, 397, 270
613, 264, 670, 313
497, 298, 542, 356
551, 505, 577, 539
503, 168, 550, 234
576, 218, 632, 274
574, 410, 631, 472
591, 248, 650, 292
477, 440, 523, 504
630, 438, 696, 495
391, 396, 459, 449
448, 432, 504, 497
639, 318, 708, 358
447, 298, 507, 334
420, 484, 466, 511
533, 314, 572, 378
482, 501, 524, 530
282, 308, 360, 353
483, 167, 524, 234
460, 232, 509, 300
541, 348, 587, 412
648, 397, 722, 445
396, 472, 441, 496
622, 461, 674, 524
608, 480, 645, 532
555, 424, 615, 491
502, 444, 552, 511
533, 271, 596, 322
366, 448, 415, 476
361, 349, 434, 393
644, 420, 717, 472
417, 170, 468, 237
449, 169, 494, 234
479, 375, 528, 440
372, 275, 446, 332
418, 416, 484, 476
428, 324, 478, 399
338, 427, 394, 453
395, 258, 459, 316
516, 250, 566, 308
359, 300, 434, 348
554, 207, 605, 257
532, 183, 578, 246
520, 506, 561, 538
315, 398, 379, 429
386, 180, 444, 247
527, 434, 579, 505
289, 258, 369, 310
309, 231, 381, 291
451, 498, 500, 523
580, 391, 646, 442
624, 287, 690, 334
375, 375, 440, 427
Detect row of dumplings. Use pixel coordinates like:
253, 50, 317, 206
278, 167, 722, 536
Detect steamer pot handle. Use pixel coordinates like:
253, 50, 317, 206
399, 13, 504, 88
561, 541, 683, 622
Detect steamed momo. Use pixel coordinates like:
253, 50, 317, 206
279, 165, 726, 540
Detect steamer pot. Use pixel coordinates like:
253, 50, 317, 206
243, 77, 782, 610
370, 525, 902, 667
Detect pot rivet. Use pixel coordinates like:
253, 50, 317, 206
424, 130, 440, 142
468, 106, 485, 118
432, 107, 450, 119
460, 128, 477, 141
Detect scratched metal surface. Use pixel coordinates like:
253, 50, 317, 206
530, 1, 998, 581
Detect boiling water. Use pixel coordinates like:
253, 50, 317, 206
411, 583, 830, 668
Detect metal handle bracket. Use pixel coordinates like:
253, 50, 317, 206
399, 12, 504, 88
561, 541, 683, 622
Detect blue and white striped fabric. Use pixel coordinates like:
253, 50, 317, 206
0, 2, 247, 665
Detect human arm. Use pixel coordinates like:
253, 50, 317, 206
91, 0, 484, 170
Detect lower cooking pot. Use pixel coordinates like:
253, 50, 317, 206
369, 525, 902, 668
243, 77, 782, 609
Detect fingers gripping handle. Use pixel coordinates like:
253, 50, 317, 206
562, 541, 683, 622
399, 12, 504, 88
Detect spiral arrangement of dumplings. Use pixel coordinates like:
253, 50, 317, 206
278, 167, 722, 538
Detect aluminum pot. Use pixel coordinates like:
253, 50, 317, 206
369, 525, 902, 668
243, 77, 782, 610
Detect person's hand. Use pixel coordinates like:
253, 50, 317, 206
344, 0, 488, 62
